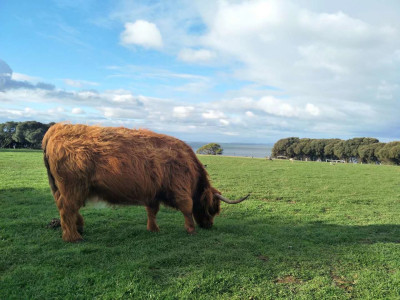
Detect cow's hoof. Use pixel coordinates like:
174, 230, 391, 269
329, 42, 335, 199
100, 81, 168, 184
62, 233, 83, 243
64, 238, 84, 243
71, 238, 84, 243
77, 226, 84, 235
186, 227, 196, 235
147, 225, 160, 232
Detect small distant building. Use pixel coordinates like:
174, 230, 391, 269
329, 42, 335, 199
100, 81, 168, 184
326, 159, 345, 163
276, 155, 288, 160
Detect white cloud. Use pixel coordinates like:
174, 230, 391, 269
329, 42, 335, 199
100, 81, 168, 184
110, 92, 135, 103
64, 79, 99, 88
120, 20, 163, 49
376, 81, 399, 100
221, 131, 239, 136
77, 91, 98, 98
0, 107, 36, 117
72, 107, 84, 114
219, 119, 230, 126
257, 96, 298, 117
305, 103, 320, 116
245, 111, 255, 117
178, 48, 216, 63
210, 0, 281, 36
173, 106, 194, 118
100, 106, 144, 119
0, 79, 394, 142
199, 0, 400, 97
48, 107, 65, 114
12, 73, 40, 82
202, 110, 225, 119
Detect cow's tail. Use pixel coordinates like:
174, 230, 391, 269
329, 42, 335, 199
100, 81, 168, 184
43, 143, 58, 195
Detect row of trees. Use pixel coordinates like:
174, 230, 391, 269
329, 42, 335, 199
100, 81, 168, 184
0, 121, 54, 149
272, 137, 400, 165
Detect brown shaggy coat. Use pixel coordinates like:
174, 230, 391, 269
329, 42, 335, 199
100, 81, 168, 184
43, 123, 221, 242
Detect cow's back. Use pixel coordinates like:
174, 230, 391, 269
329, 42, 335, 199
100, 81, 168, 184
42, 123, 205, 205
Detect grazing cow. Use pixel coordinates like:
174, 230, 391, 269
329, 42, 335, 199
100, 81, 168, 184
43, 123, 249, 242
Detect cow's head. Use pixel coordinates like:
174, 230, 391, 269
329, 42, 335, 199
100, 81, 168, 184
193, 187, 249, 229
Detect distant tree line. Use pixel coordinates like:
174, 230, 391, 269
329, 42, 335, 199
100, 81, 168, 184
272, 137, 400, 165
0, 121, 54, 149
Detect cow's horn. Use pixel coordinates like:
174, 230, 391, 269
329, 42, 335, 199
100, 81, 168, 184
215, 193, 250, 204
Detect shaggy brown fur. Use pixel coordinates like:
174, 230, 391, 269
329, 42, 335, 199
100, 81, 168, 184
42, 123, 221, 242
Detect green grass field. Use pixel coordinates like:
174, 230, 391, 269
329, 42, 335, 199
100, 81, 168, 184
1, 149, 400, 299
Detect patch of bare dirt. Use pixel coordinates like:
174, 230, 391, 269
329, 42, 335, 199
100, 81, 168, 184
274, 275, 302, 284
330, 271, 354, 292
257, 255, 269, 262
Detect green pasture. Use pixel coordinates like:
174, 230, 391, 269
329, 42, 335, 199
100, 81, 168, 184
1, 149, 400, 299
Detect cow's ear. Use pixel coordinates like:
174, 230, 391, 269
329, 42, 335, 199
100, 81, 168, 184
211, 187, 221, 196
209, 193, 221, 215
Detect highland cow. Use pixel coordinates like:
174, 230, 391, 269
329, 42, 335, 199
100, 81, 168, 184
43, 123, 248, 242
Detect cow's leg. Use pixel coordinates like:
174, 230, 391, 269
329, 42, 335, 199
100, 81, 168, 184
76, 213, 84, 235
55, 191, 83, 242
176, 198, 196, 234
146, 203, 160, 232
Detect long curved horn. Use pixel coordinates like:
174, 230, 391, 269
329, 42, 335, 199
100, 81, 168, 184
215, 193, 250, 204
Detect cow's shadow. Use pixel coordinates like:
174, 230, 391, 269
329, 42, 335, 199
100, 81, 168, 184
84, 206, 400, 270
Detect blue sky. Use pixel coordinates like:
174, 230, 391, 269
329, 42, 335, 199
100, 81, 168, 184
1, 0, 399, 143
